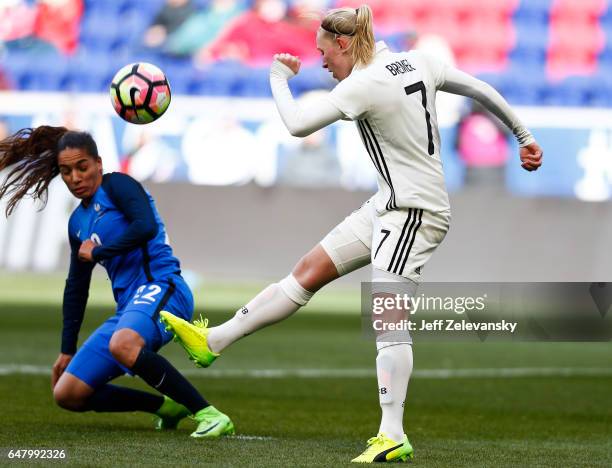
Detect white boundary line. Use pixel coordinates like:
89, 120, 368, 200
1, 365, 611, 379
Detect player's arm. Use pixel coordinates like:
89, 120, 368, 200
87, 173, 159, 262
54, 232, 95, 387
436, 64, 542, 171
269, 54, 344, 137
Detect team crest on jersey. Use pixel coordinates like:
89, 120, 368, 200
91, 233, 102, 246
94, 203, 101, 212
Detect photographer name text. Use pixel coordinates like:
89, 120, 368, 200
372, 319, 518, 333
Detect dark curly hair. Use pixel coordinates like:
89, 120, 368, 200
0, 126, 98, 216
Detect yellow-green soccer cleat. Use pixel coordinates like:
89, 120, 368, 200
190, 406, 235, 438
159, 311, 219, 368
153, 395, 191, 430
351, 433, 414, 463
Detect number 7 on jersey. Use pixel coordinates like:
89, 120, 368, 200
405, 81, 434, 156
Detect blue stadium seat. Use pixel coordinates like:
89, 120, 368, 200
155, 57, 193, 95
83, 0, 125, 17
494, 67, 546, 105
3, 49, 68, 91
80, 13, 122, 51
189, 62, 244, 96
512, 0, 552, 23
587, 72, 612, 107
291, 67, 333, 96
65, 52, 113, 92
232, 66, 269, 97
125, 0, 167, 17
1, 52, 32, 87
538, 76, 600, 107
118, 9, 152, 47
509, 13, 550, 69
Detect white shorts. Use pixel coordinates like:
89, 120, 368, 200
320, 197, 450, 283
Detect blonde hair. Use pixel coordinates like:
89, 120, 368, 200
320, 5, 375, 67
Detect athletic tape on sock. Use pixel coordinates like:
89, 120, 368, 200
279, 274, 314, 306
371, 268, 418, 295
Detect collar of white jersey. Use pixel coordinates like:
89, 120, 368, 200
352, 41, 389, 72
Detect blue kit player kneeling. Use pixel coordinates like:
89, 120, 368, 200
0, 126, 233, 438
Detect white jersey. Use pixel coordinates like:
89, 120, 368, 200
327, 42, 450, 214
270, 41, 533, 215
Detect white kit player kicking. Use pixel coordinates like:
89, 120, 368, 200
161, 4, 543, 463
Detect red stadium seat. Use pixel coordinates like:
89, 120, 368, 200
547, 14, 606, 80
452, 0, 519, 20
335, 0, 424, 34
550, 0, 608, 22
452, 15, 515, 72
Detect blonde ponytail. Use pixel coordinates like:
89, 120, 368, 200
320, 5, 375, 67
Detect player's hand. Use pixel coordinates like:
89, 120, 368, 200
520, 142, 543, 172
51, 353, 73, 389
274, 53, 301, 75
78, 239, 96, 262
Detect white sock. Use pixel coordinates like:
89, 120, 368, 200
207, 274, 313, 353
376, 342, 413, 442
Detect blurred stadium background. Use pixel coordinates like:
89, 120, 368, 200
1, 1, 611, 466
1, 0, 612, 282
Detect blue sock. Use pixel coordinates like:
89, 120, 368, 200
84, 384, 163, 413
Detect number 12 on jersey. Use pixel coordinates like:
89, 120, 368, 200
405, 81, 434, 156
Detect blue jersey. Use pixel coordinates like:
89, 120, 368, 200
61, 172, 182, 354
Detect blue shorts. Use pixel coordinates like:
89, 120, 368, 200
66, 275, 194, 388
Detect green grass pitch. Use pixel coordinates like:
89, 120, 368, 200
0, 276, 610, 467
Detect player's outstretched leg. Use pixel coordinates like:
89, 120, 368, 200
161, 245, 338, 367
160, 274, 313, 368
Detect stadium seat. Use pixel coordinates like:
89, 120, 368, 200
2, 0, 610, 107
189, 62, 244, 96
65, 51, 113, 92
453, 0, 519, 20
233, 67, 270, 97
512, 0, 552, 23
82, 0, 124, 18
586, 72, 612, 107
291, 67, 334, 96
79, 13, 123, 52
1, 52, 31, 87
3, 49, 69, 91
101, 0, 165, 17
492, 67, 546, 105
550, 0, 607, 22
155, 57, 193, 95
547, 14, 606, 80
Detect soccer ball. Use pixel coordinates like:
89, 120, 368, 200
110, 63, 171, 124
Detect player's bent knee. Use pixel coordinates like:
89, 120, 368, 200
292, 245, 338, 292
53, 385, 87, 411
292, 254, 316, 286
109, 329, 144, 367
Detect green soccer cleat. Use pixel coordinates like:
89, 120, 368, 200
159, 311, 219, 368
190, 406, 235, 438
351, 433, 414, 463
153, 396, 191, 430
